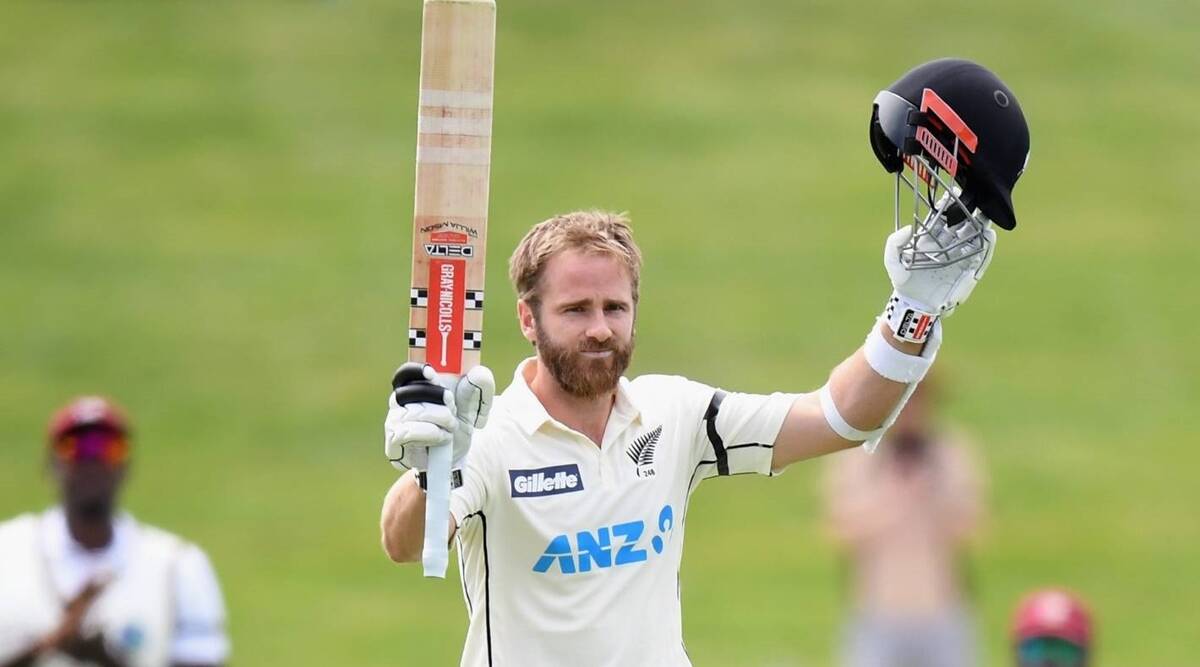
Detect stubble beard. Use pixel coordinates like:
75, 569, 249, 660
535, 319, 634, 400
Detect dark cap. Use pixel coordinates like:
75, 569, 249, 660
47, 396, 130, 444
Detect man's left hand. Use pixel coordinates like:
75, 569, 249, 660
884, 216, 996, 317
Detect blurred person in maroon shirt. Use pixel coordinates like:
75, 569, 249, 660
1011, 588, 1093, 667
823, 378, 985, 667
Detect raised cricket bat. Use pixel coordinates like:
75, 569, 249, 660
406, 0, 495, 579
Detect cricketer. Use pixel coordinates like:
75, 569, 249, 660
0, 397, 229, 667
380, 58, 1031, 666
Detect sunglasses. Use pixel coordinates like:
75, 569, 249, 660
52, 430, 130, 466
1018, 637, 1086, 666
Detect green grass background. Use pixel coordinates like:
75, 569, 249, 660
2, 1, 1197, 664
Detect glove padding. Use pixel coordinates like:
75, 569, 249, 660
884, 216, 997, 316
384, 364, 495, 472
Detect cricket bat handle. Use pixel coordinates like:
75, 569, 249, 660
422, 446, 452, 578
391, 366, 454, 578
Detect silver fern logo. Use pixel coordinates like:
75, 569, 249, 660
626, 425, 662, 478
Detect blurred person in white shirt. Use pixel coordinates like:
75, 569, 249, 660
0, 396, 230, 667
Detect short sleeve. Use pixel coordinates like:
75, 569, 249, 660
691, 388, 799, 487
171, 545, 231, 664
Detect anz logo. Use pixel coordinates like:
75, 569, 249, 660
532, 504, 674, 575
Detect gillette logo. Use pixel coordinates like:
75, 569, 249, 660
509, 464, 584, 498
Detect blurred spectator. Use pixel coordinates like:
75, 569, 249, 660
1011, 588, 1093, 667
823, 378, 985, 667
0, 396, 230, 667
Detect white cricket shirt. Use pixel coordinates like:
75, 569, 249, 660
0, 507, 230, 667
449, 359, 798, 666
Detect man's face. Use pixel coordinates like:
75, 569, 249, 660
519, 249, 636, 399
51, 427, 128, 520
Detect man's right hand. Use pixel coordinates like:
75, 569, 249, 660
33, 579, 108, 659
384, 363, 495, 474
385, 363, 457, 472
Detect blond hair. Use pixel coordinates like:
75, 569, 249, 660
508, 210, 643, 309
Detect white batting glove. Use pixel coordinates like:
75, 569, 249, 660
883, 214, 996, 342
383, 364, 495, 473
385, 364, 456, 472
449, 365, 495, 464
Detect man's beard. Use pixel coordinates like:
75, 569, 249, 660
535, 319, 634, 400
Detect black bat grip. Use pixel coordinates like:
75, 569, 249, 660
391, 362, 448, 406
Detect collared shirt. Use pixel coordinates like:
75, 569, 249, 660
449, 359, 798, 667
0, 507, 230, 665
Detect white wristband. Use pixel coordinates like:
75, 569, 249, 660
819, 383, 884, 443
863, 320, 939, 384
885, 292, 939, 343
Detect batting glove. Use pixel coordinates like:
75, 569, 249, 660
883, 214, 996, 343
450, 365, 495, 463
384, 363, 495, 474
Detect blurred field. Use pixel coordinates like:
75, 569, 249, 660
2, 1, 1198, 665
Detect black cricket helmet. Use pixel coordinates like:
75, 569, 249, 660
870, 58, 1030, 268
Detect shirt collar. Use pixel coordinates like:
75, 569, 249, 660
41, 505, 135, 595
44, 506, 132, 556
506, 357, 642, 438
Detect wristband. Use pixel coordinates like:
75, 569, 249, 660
417, 469, 463, 491
885, 292, 938, 343
863, 320, 938, 384
818, 384, 884, 443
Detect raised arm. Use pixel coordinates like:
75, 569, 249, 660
772, 216, 996, 470
940, 441, 986, 543
381, 471, 457, 563
380, 364, 494, 564
773, 324, 923, 467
